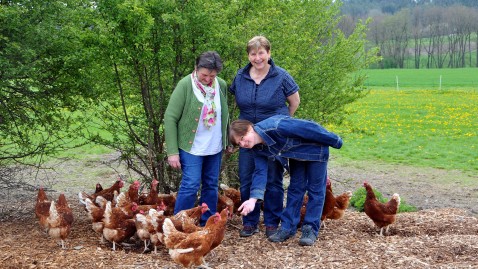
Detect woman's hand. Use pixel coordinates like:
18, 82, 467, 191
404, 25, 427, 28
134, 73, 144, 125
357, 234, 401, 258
238, 198, 258, 216
168, 155, 181, 169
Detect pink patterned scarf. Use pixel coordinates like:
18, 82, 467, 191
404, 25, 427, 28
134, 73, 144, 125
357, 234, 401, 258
192, 71, 217, 129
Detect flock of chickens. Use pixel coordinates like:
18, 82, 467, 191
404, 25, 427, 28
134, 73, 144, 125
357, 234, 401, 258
34, 177, 401, 268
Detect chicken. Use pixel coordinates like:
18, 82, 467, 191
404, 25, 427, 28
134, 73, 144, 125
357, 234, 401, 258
113, 193, 162, 221
134, 209, 164, 252
158, 192, 177, 216
363, 181, 401, 236
217, 193, 234, 219
102, 201, 137, 251
125, 180, 141, 204
169, 203, 210, 231
95, 183, 103, 193
220, 183, 241, 215
298, 194, 308, 228
47, 193, 74, 249
150, 212, 168, 253
209, 208, 228, 251
79, 178, 124, 206
35, 187, 51, 232
162, 212, 223, 268
139, 179, 160, 205
84, 196, 107, 242
320, 178, 353, 228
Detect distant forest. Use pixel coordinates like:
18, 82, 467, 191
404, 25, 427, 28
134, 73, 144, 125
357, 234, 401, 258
340, 0, 478, 68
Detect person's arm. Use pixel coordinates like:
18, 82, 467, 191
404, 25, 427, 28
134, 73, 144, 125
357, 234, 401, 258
164, 79, 188, 169
279, 117, 343, 149
238, 153, 268, 216
287, 91, 300, 116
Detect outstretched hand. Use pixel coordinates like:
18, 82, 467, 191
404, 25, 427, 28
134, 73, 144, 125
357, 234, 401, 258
238, 198, 257, 216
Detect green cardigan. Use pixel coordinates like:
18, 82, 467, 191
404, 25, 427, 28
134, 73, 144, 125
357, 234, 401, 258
164, 74, 229, 156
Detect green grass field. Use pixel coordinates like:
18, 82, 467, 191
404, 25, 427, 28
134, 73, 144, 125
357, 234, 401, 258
363, 68, 478, 89
328, 88, 478, 173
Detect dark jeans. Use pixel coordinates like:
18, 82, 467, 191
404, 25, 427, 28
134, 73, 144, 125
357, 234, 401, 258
280, 159, 328, 237
239, 148, 284, 228
174, 149, 222, 225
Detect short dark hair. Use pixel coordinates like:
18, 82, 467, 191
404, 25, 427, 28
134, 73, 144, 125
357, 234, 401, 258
229, 119, 253, 146
195, 51, 223, 72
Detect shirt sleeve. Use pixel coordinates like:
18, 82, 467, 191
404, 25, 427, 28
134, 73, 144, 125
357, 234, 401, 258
164, 80, 187, 156
249, 153, 268, 201
278, 118, 343, 149
282, 72, 299, 97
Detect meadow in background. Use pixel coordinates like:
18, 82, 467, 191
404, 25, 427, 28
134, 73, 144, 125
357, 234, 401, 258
329, 68, 477, 176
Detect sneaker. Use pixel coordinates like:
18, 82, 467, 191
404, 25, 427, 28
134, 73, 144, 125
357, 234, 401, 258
268, 228, 292, 243
240, 225, 259, 237
265, 226, 278, 238
299, 225, 317, 246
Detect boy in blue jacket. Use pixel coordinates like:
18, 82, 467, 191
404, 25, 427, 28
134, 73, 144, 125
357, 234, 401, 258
229, 115, 343, 246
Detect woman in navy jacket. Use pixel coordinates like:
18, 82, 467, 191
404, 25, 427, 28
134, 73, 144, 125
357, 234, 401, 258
229, 36, 300, 238
229, 115, 343, 246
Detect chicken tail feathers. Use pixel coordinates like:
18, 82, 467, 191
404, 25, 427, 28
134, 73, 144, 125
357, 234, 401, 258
162, 218, 176, 237
78, 191, 88, 206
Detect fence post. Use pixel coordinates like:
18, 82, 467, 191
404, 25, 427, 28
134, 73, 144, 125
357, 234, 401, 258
396, 76, 399, 91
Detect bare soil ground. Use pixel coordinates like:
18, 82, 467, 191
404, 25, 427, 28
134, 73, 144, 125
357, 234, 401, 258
1, 153, 477, 269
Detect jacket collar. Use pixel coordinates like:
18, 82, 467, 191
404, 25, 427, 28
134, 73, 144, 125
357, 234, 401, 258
253, 125, 276, 147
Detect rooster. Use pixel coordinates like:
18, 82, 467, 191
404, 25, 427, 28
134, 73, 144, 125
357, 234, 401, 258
47, 193, 74, 249
220, 183, 241, 215
162, 211, 223, 268
363, 181, 401, 236
320, 178, 352, 228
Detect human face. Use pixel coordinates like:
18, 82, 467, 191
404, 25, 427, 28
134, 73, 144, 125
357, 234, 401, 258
236, 128, 257, 149
248, 47, 270, 71
196, 67, 218, 85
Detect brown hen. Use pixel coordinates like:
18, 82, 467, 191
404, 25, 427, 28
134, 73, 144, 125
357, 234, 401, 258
363, 181, 400, 236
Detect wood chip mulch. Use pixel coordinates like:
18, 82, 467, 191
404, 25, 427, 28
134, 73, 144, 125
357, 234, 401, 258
1, 195, 477, 269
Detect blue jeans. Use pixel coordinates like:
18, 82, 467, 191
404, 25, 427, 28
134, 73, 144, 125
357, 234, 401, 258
174, 149, 222, 226
239, 148, 284, 228
280, 159, 327, 237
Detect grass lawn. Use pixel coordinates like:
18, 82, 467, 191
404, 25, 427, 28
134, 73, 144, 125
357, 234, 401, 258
328, 88, 478, 173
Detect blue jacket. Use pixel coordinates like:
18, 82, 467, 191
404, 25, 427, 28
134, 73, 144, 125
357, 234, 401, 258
229, 58, 299, 123
248, 115, 343, 200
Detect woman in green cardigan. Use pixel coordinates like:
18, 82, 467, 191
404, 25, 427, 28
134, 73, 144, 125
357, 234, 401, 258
164, 51, 229, 226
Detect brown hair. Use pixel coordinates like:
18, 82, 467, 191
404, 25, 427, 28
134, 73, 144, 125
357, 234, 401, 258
247, 36, 271, 54
229, 119, 253, 146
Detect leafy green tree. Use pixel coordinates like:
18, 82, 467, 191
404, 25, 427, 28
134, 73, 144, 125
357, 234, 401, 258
0, 0, 98, 165
221, 0, 379, 123
1, 0, 378, 191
